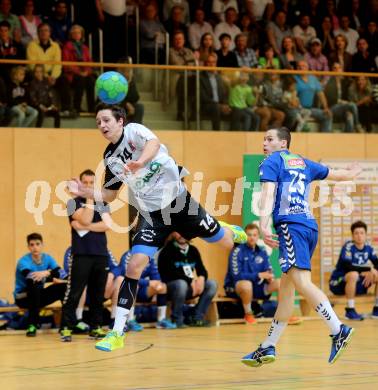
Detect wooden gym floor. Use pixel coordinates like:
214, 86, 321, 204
1, 307, 377, 390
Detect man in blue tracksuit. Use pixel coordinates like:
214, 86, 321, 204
224, 223, 278, 324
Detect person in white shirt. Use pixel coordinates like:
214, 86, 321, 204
188, 7, 213, 50
212, 0, 238, 23
293, 14, 317, 54
214, 7, 241, 50
334, 15, 359, 55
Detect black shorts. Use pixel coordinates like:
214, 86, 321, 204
132, 190, 222, 252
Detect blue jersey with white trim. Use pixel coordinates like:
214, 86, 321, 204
259, 150, 329, 230
335, 240, 378, 275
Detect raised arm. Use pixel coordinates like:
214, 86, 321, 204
259, 181, 278, 248
67, 180, 118, 203
125, 138, 160, 173
326, 163, 362, 182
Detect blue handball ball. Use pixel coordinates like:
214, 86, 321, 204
95, 71, 128, 104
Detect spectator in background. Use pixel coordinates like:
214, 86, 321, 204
329, 221, 378, 321
60, 169, 111, 342
266, 10, 291, 56
212, 0, 239, 23
97, 0, 127, 63
48, 0, 71, 47
7, 66, 38, 127
224, 224, 279, 323
351, 37, 378, 73
200, 53, 231, 130
329, 34, 353, 72
168, 30, 196, 120
305, 37, 329, 85
334, 15, 359, 54
29, 64, 60, 128
244, 0, 274, 24
293, 13, 317, 54
188, 7, 213, 51
362, 21, 378, 57
164, 5, 188, 44
62, 24, 95, 115
347, 0, 364, 33
258, 43, 280, 69
14, 233, 66, 337
0, 20, 25, 82
325, 0, 339, 30
0, 0, 21, 42
0, 75, 11, 125
140, 2, 166, 64
348, 76, 378, 132
163, 0, 190, 25
19, 0, 41, 47
195, 32, 215, 65
158, 232, 218, 328
317, 15, 336, 56
257, 73, 286, 131
214, 7, 241, 50
234, 33, 258, 68
325, 62, 363, 133
119, 250, 177, 330
215, 32, 238, 68
26, 23, 70, 114
279, 36, 302, 70
229, 71, 259, 131
274, 0, 299, 27
238, 12, 262, 51
294, 60, 332, 132
117, 60, 144, 124
301, 0, 324, 31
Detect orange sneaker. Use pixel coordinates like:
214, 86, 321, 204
244, 313, 257, 324
288, 316, 302, 325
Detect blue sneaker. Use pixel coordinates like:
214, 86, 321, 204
156, 318, 177, 329
371, 306, 378, 319
328, 324, 354, 364
126, 319, 144, 332
241, 345, 276, 368
345, 308, 364, 321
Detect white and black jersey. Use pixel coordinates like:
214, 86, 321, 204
103, 123, 186, 212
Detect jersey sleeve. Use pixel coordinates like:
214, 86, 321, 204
305, 159, 329, 181
259, 155, 280, 183
17, 256, 30, 273
127, 123, 158, 150
369, 246, 378, 269
103, 162, 123, 190
46, 255, 59, 270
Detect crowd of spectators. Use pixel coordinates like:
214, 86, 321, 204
0, 0, 378, 131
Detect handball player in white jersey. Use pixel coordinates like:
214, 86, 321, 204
68, 104, 247, 351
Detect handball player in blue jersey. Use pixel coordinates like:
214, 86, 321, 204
242, 127, 362, 367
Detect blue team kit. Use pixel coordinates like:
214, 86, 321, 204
259, 150, 329, 273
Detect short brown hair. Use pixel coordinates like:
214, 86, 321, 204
351, 220, 367, 233
245, 223, 260, 233
27, 233, 43, 244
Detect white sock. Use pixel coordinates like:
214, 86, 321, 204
128, 306, 135, 321
112, 306, 130, 334
157, 306, 167, 322
347, 299, 355, 309
111, 305, 117, 319
315, 301, 342, 335
76, 307, 83, 321
243, 303, 252, 314
261, 319, 287, 348
375, 298, 378, 307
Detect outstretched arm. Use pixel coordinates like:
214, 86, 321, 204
67, 179, 118, 203
326, 162, 362, 181
259, 181, 278, 248
125, 139, 160, 173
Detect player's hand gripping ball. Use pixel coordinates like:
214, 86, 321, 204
95, 71, 128, 104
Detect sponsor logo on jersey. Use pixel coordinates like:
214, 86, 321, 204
255, 256, 264, 264
134, 161, 162, 190
281, 152, 306, 170
128, 141, 136, 152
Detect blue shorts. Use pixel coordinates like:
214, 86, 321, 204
276, 223, 318, 273
136, 284, 151, 303
110, 265, 124, 279
225, 281, 271, 300
329, 274, 368, 296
